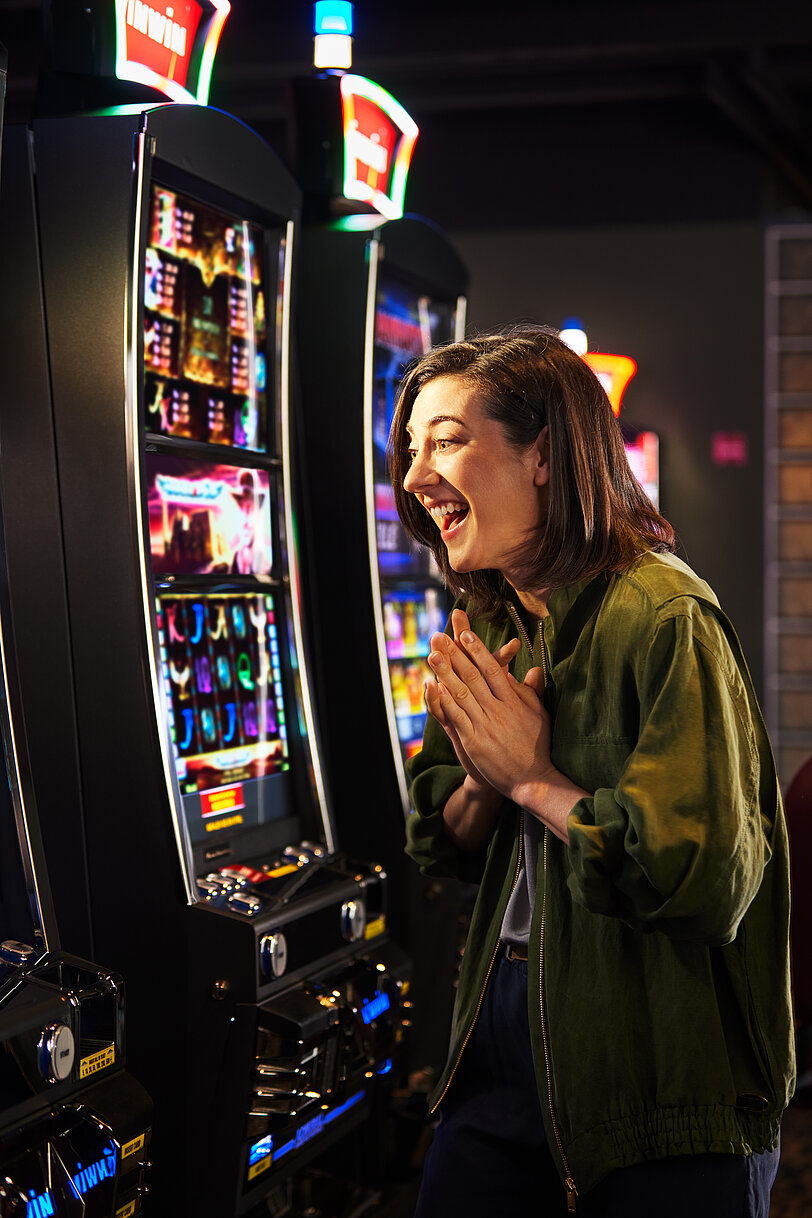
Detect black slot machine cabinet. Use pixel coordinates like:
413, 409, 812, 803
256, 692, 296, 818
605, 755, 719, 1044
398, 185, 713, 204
0, 103, 408, 1216
0, 40, 152, 1218
294, 215, 468, 1075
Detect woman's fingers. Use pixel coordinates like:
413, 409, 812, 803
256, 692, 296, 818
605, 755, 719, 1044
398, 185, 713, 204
493, 638, 521, 667
424, 676, 447, 725
428, 633, 498, 712
450, 608, 471, 641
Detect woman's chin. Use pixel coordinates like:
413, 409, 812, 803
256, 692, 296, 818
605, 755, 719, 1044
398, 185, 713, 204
447, 553, 474, 574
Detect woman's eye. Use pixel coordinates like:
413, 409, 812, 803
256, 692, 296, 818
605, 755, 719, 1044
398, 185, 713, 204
435, 439, 450, 451
407, 448, 417, 464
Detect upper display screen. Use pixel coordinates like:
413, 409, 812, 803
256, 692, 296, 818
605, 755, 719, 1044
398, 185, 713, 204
146, 452, 273, 578
144, 183, 268, 452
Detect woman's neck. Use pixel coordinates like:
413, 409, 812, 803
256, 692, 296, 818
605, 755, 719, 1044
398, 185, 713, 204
507, 582, 549, 622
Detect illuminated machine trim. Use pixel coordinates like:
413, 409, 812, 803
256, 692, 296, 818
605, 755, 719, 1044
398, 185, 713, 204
278, 221, 336, 854
454, 295, 467, 343
582, 351, 637, 416
248, 1089, 365, 1170
129, 126, 198, 903
362, 238, 411, 819
339, 75, 418, 221
114, 0, 231, 106
0, 580, 52, 952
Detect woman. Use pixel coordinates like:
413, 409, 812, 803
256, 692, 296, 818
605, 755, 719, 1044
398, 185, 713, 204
390, 328, 794, 1218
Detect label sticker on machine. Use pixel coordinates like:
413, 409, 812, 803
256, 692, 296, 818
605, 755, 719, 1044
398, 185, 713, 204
121, 1133, 146, 1160
79, 1044, 116, 1078
364, 915, 386, 940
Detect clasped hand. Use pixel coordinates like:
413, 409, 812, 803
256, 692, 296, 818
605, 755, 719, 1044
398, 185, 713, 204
424, 609, 554, 805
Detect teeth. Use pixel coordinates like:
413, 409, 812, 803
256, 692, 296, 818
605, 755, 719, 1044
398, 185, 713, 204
429, 502, 466, 524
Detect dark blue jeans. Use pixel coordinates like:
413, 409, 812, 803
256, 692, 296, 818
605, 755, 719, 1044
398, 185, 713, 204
415, 952, 780, 1218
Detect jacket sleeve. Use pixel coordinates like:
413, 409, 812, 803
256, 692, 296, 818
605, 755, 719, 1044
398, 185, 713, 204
565, 600, 772, 945
405, 712, 489, 883
404, 602, 492, 884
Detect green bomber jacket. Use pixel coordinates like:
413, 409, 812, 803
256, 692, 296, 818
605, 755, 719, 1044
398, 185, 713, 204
406, 551, 795, 1203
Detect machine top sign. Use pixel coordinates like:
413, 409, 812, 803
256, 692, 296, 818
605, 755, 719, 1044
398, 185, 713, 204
116, 0, 231, 104
340, 74, 419, 221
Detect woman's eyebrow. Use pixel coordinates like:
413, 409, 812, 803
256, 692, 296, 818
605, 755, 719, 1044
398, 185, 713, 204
405, 413, 469, 436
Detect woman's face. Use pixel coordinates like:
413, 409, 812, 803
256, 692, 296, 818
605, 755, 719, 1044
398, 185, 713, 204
403, 376, 548, 580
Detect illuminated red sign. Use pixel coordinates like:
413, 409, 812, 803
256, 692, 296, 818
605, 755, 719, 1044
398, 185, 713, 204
200, 783, 245, 818
115, 0, 230, 105
340, 75, 419, 220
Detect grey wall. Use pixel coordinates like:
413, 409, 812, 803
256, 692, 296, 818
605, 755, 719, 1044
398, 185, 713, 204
451, 220, 766, 690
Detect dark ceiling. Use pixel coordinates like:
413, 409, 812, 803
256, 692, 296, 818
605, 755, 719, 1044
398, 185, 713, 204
3, 0, 812, 228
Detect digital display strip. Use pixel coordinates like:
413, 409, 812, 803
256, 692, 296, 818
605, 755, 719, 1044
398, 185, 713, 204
247, 1090, 365, 1181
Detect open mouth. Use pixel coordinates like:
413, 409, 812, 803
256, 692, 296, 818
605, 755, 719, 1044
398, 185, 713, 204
429, 501, 470, 533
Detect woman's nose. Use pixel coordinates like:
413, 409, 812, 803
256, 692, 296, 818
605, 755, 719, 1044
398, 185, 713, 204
403, 449, 435, 493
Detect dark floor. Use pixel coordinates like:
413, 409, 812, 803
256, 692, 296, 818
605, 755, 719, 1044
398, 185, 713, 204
770, 1102, 812, 1217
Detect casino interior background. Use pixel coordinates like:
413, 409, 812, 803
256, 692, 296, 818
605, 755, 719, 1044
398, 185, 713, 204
1, 1, 812, 1215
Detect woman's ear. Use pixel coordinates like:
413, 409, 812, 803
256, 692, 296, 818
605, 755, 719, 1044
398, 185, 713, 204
533, 425, 551, 487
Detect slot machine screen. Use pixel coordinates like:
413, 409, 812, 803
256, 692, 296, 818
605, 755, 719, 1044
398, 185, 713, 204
145, 453, 273, 578
381, 587, 445, 758
155, 591, 291, 846
371, 273, 459, 772
144, 179, 302, 854
372, 279, 454, 579
144, 183, 269, 452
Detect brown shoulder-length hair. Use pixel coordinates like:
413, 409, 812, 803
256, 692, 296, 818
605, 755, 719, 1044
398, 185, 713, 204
388, 325, 675, 617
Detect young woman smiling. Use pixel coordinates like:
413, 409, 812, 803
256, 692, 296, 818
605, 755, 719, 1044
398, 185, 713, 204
390, 327, 794, 1218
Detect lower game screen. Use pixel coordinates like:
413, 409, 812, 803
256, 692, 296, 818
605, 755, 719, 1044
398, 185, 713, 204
156, 591, 291, 844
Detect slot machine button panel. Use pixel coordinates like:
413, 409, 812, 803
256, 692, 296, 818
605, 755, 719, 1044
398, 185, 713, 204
228, 892, 263, 917
196, 877, 223, 901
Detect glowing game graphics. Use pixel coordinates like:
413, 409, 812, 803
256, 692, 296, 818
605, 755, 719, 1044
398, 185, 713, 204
146, 455, 273, 577
145, 184, 267, 451
157, 592, 288, 798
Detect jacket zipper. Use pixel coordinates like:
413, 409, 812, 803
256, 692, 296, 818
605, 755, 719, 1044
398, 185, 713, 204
514, 606, 580, 1211
429, 818, 524, 1115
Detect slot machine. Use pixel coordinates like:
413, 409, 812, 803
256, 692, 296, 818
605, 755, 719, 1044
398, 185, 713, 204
295, 216, 467, 882
0, 48, 153, 1218
0, 100, 408, 1217
288, 69, 468, 1080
